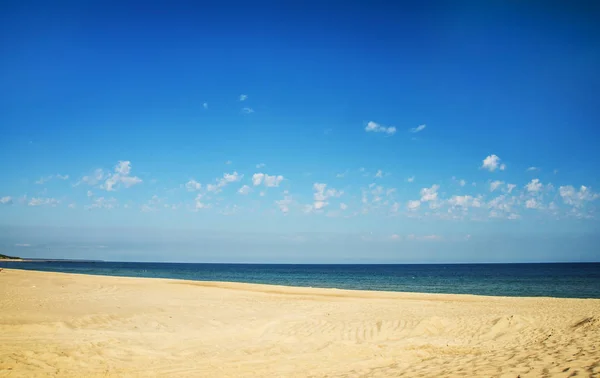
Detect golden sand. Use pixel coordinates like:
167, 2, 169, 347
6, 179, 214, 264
1, 268, 598, 377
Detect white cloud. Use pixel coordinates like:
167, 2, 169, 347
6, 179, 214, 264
35, 175, 53, 185
390, 234, 401, 240
28, 197, 60, 207
114, 161, 131, 175
407, 200, 421, 211
525, 179, 542, 192
368, 184, 388, 202
103, 161, 142, 191
0, 196, 12, 205
15, 243, 31, 247
238, 185, 252, 195
308, 183, 343, 212
275, 192, 293, 214
336, 172, 346, 178
140, 195, 161, 212
263, 174, 283, 187
85, 197, 117, 210
204, 172, 244, 193
525, 198, 541, 209
487, 195, 519, 218
203, 102, 208, 109
252, 173, 284, 187
36, 173, 68, 184
459, 179, 466, 187
488, 195, 508, 210
420, 185, 439, 202
194, 194, 207, 210
77, 168, 105, 187
68, 203, 76, 209
340, 203, 348, 210
375, 169, 383, 178
239, 94, 248, 101
225, 160, 232, 165
87, 190, 94, 197
447, 195, 475, 208
326, 187, 343, 199
120, 176, 143, 188
221, 171, 242, 184
87, 169, 105, 184
406, 176, 415, 183
365, 121, 396, 135
242, 107, 254, 114
313, 183, 327, 201
256, 163, 266, 168
409, 124, 426, 133
506, 184, 516, 193
559, 186, 576, 204
490, 180, 504, 192
489, 210, 512, 219
185, 179, 202, 191
559, 185, 599, 207
313, 201, 327, 210
526, 167, 538, 172
252, 173, 263, 186
481, 155, 506, 172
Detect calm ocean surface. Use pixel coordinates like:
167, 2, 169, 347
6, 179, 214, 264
2, 261, 599, 298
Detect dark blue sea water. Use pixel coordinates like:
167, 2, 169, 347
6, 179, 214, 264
2, 261, 599, 298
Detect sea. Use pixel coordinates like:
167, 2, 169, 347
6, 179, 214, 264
1, 261, 599, 299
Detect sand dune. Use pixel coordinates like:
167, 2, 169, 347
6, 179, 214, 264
1, 269, 599, 377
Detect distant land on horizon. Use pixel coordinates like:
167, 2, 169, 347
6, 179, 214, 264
0, 256, 107, 262
0, 253, 21, 260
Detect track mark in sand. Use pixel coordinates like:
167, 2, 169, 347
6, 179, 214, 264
409, 317, 448, 337
61, 313, 170, 332
572, 316, 597, 330
63, 314, 125, 330
259, 318, 420, 344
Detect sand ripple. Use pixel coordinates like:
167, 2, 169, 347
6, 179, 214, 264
1, 269, 599, 377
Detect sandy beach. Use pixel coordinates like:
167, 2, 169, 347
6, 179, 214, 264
0, 269, 598, 377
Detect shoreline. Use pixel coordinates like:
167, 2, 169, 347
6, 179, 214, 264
2, 259, 599, 264
1, 268, 599, 377
2, 266, 597, 301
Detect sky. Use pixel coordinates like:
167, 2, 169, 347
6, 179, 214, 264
1, 1, 599, 263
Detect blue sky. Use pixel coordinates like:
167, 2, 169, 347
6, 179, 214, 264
1, 1, 599, 262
